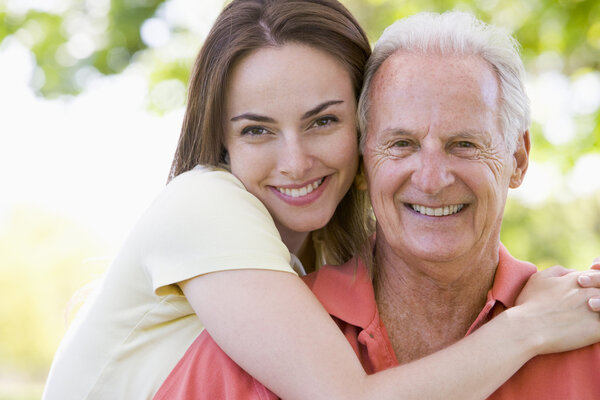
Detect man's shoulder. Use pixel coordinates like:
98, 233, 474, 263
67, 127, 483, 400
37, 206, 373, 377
492, 244, 538, 307
154, 330, 278, 400
491, 341, 600, 399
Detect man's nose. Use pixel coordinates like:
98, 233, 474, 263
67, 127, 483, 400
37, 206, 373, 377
278, 136, 313, 179
410, 148, 455, 195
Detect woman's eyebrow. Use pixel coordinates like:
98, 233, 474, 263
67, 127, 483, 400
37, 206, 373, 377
230, 113, 276, 123
301, 100, 343, 120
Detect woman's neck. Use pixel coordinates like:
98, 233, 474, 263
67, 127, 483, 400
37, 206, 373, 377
276, 224, 308, 255
275, 222, 315, 273
276, 223, 315, 274
297, 235, 316, 274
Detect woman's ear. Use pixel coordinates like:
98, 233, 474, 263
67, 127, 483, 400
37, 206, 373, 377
509, 130, 530, 189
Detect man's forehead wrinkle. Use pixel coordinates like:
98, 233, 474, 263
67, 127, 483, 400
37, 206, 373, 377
367, 51, 503, 150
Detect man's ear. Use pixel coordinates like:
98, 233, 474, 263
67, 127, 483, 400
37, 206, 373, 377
509, 130, 530, 188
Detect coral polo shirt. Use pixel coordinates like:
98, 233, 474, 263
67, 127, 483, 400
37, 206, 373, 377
154, 245, 600, 399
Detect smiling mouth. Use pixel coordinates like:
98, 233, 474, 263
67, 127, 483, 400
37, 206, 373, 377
409, 203, 465, 216
276, 178, 325, 198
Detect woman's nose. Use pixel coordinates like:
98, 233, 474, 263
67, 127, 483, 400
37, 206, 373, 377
278, 136, 314, 179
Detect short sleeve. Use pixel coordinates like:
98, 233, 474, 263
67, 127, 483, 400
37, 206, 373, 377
135, 166, 295, 296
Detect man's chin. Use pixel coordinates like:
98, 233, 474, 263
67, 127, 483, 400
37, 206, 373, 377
402, 238, 473, 264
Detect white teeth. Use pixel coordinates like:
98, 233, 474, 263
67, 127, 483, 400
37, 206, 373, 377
277, 178, 324, 198
411, 204, 464, 216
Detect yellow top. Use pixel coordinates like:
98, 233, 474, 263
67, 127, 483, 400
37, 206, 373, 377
42, 166, 296, 400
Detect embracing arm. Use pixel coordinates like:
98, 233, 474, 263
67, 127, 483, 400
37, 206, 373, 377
150, 170, 600, 400
179, 261, 600, 400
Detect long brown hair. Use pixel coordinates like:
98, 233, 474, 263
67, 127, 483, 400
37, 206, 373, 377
169, 0, 373, 268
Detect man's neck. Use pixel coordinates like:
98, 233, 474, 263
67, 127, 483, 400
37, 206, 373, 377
374, 238, 499, 364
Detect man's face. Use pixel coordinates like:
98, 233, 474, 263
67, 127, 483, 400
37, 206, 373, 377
363, 52, 528, 264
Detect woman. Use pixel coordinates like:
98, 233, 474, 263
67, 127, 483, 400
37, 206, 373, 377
43, 0, 600, 399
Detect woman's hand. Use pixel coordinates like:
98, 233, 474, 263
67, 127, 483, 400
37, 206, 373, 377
513, 260, 600, 355
578, 257, 600, 311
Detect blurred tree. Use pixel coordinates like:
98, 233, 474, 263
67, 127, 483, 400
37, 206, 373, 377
1, 0, 598, 286
1, 0, 598, 281
1, 0, 597, 151
0, 207, 108, 375
1, 1, 599, 398
501, 193, 600, 270
0, 0, 164, 97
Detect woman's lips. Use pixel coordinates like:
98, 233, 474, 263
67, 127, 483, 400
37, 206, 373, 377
270, 176, 330, 206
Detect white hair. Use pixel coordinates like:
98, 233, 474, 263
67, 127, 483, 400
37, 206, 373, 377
358, 11, 530, 153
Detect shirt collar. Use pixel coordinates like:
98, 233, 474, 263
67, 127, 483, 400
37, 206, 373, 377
289, 252, 307, 276
490, 244, 538, 308
302, 256, 376, 330
303, 243, 538, 331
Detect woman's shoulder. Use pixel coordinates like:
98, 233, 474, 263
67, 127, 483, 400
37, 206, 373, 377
157, 165, 259, 209
138, 165, 271, 231
167, 165, 246, 193
131, 165, 289, 288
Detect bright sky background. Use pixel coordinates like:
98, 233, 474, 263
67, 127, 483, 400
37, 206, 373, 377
0, 0, 223, 251
1, 0, 600, 253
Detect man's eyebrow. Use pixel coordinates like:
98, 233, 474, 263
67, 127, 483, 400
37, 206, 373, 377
451, 130, 483, 138
301, 100, 344, 120
449, 130, 493, 144
230, 113, 276, 123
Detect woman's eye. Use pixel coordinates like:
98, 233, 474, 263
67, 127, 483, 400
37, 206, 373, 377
241, 126, 268, 136
311, 115, 338, 128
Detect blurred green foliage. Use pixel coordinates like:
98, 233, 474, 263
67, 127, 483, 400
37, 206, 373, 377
502, 194, 600, 269
1, 0, 598, 150
343, 0, 600, 165
0, 207, 108, 398
0, 208, 108, 369
1, 0, 599, 398
0, 0, 164, 97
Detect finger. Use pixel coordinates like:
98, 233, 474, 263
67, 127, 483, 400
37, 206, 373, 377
588, 296, 600, 312
591, 257, 600, 270
577, 272, 600, 288
538, 265, 574, 278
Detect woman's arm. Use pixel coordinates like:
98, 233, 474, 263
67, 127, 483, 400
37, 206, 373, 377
180, 262, 600, 400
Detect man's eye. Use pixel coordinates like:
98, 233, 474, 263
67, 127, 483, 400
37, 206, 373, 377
394, 140, 411, 147
241, 126, 268, 136
456, 141, 475, 148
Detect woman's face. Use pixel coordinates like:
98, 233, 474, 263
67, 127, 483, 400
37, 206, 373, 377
224, 44, 359, 247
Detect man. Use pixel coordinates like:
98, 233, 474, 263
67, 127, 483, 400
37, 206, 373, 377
155, 11, 600, 399
356, 12, 600, 398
